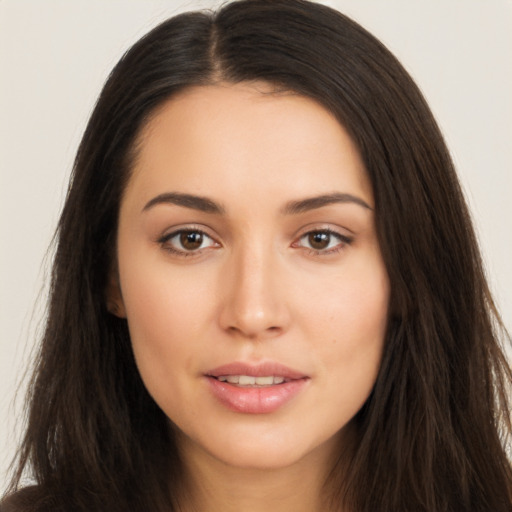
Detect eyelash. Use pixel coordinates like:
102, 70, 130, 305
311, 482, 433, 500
158, 227, 353, 257
293, 229, 353, 256
158, 227, 218, 257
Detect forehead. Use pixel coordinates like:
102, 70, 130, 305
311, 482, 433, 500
125, 81, 373, 210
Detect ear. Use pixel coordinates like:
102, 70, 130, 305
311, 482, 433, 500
106, 271, 127, 318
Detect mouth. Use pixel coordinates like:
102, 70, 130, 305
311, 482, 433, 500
206, 361, 307, 384
205, 362, 309, 414
214, 375, 287, 386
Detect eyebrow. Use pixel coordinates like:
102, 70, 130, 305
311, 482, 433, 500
142, 192, 225, 214
142, 191, 372, 215
282, 193, 373, 214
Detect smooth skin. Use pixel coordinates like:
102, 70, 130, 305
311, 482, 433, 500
110, 82, 390, 512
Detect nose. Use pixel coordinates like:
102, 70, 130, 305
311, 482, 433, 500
218, 244, 290, 340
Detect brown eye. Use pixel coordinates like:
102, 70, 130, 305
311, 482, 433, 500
308, 232, 330, 250
295, 229, 351, 254
160, 229, 217, 255
180, 231, 204, 250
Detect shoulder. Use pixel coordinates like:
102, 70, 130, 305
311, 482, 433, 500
0, 487, 61, 512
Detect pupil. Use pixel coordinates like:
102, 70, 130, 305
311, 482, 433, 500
309, 232, 329, 250
180, 231, 203, 250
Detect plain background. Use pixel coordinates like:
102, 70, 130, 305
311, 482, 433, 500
1, 0, 511, 488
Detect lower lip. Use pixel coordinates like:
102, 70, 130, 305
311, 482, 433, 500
206, 377, 308, 414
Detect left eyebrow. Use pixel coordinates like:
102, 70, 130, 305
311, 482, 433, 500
142, 192, 225, 214
281, 193, 373, 215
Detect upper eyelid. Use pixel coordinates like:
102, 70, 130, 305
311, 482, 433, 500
158, 225, 217, 241
293, 223, 354, 239
299, 229, 349, 240
295, 229, 352, 245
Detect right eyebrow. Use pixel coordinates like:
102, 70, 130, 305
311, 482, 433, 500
142, 192, 225, 214
282, 192, 373, 215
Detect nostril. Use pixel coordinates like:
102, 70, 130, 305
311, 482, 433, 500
225, 324, 282, 339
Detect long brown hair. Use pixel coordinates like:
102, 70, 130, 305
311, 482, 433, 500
3, 1, 511, 510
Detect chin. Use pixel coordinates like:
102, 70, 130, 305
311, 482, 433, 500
179, 421, 342, 472
214, 442, 306, 470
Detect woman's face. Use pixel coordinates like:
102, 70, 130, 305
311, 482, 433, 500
113, 82, 389, 471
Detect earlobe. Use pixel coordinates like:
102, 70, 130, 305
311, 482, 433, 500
106, 273, 127, 318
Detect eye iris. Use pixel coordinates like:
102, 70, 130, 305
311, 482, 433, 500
180, 231, 203, 250
308, 232, 330, 250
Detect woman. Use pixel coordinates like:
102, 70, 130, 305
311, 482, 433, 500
2, 0, 511, 510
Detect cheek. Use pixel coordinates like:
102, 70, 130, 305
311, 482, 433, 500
302, 254, 389, 341
117, 254, 216, 398
300, 255, 389, 392
120, 247, 215, 332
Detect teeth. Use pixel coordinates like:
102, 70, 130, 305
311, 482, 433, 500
216, 375, 286, 386
254, 376, 274, 386
239, 375, 256, 385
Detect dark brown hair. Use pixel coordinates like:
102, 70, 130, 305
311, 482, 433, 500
3, 1, 511, 511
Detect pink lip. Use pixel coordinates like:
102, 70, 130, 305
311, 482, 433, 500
207, 361, 307, 380
205, 361, 309, 414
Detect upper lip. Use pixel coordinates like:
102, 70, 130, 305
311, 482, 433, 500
206, 361, 308, 380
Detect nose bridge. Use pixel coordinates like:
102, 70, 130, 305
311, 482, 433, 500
219, 237, 288, 338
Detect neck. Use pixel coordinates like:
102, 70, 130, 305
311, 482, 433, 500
174, 432, 350, 512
